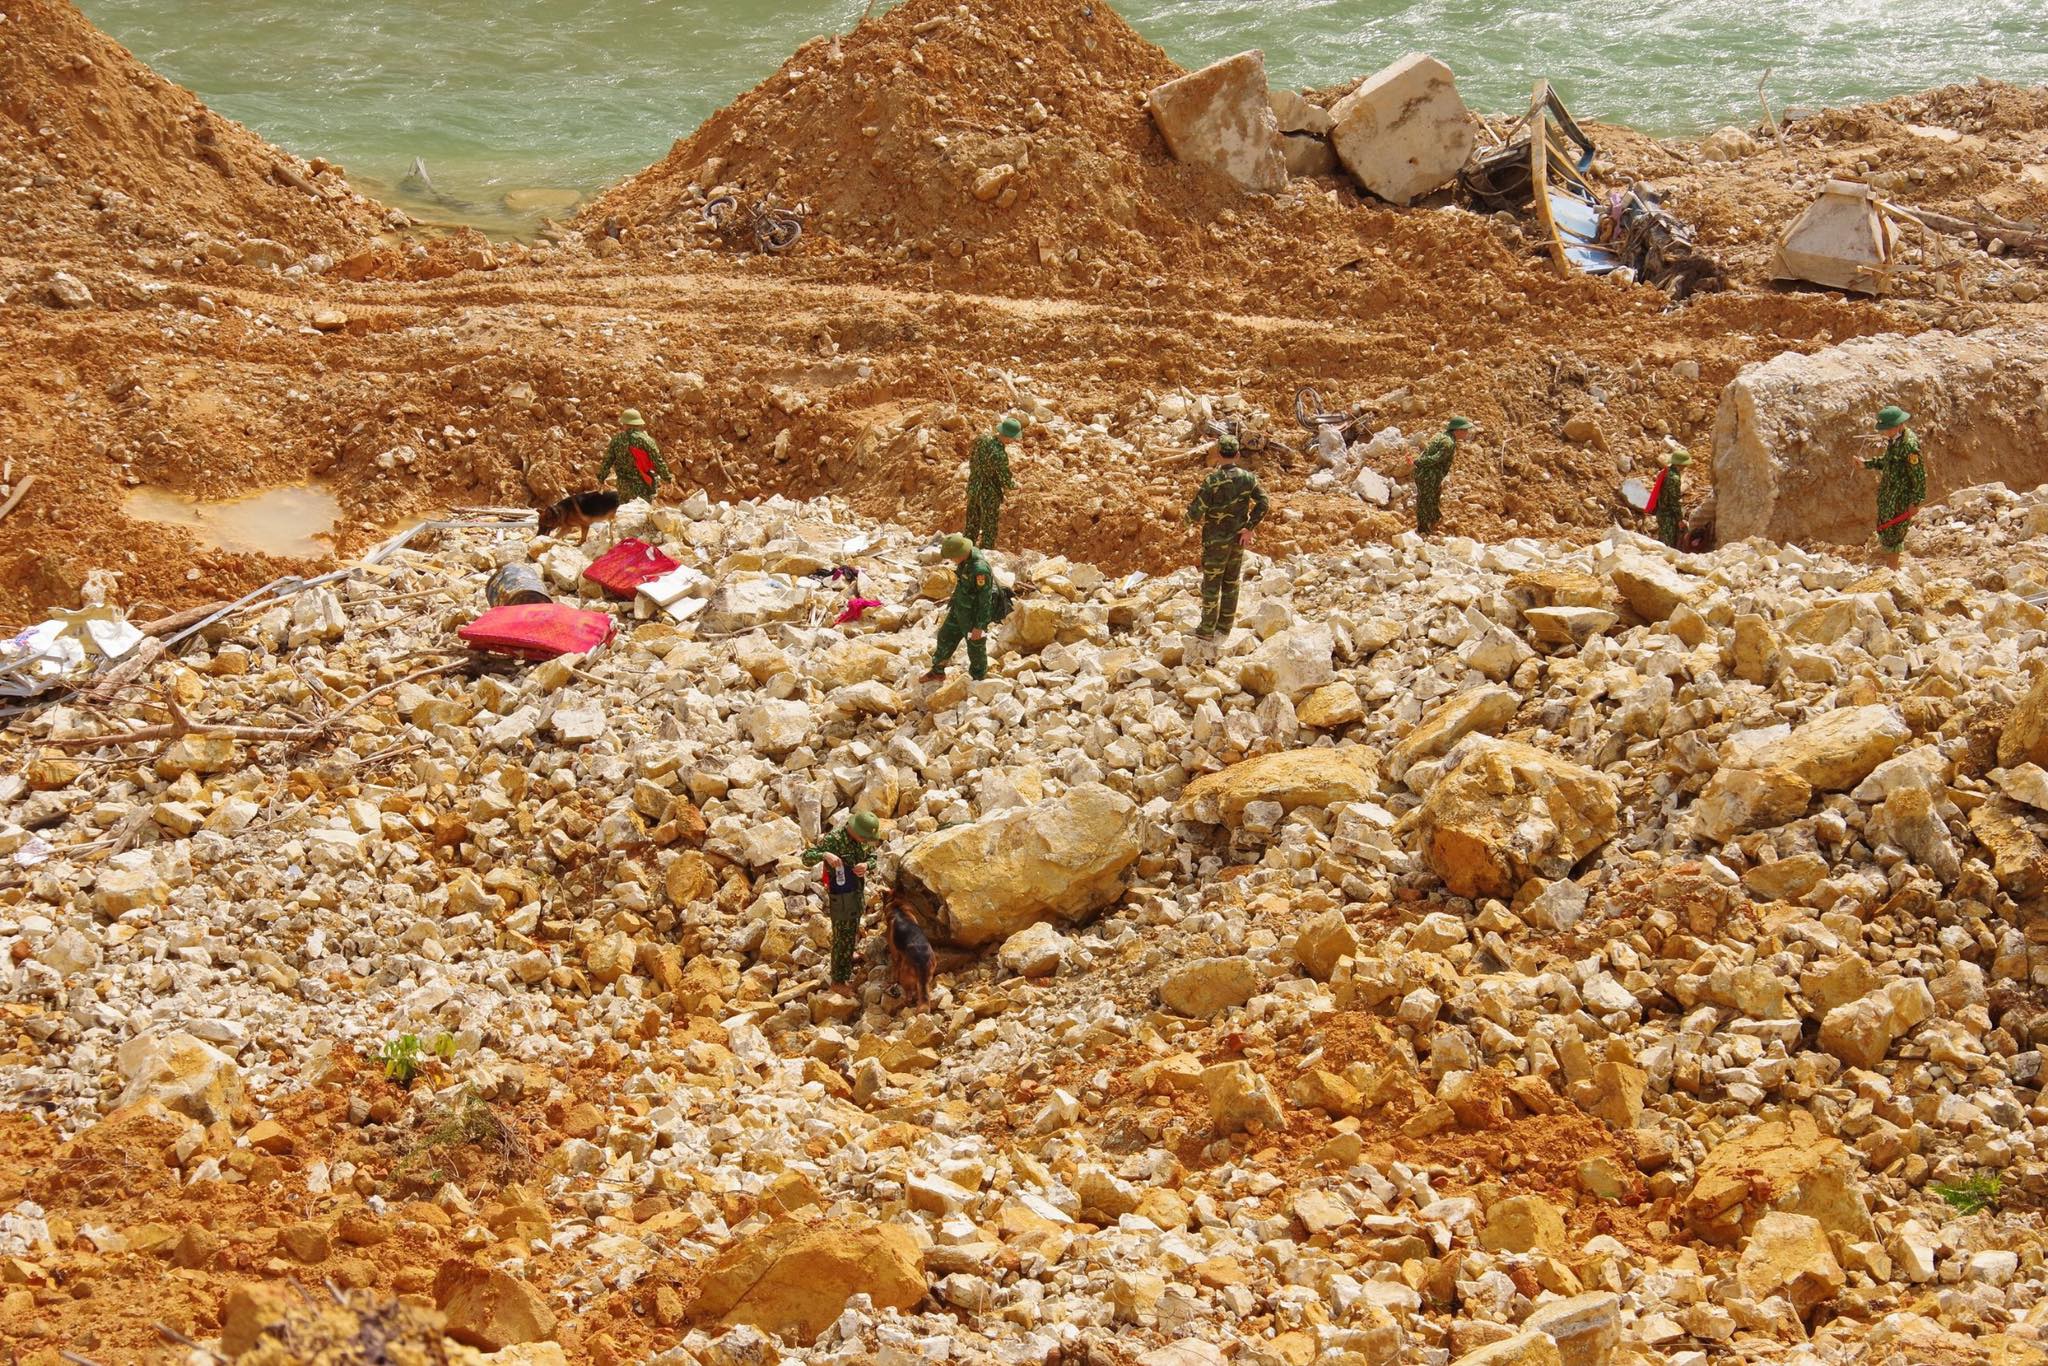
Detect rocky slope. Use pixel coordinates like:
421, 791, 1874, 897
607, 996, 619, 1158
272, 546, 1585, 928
3, 469, 2048, 1364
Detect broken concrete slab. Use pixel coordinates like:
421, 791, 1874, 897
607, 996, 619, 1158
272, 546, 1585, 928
1328, 53, 1477, 206
1147, 51, 1288, 193
1713, 323, 2048, 546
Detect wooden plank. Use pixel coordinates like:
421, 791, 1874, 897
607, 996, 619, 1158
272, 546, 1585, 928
1527, 82, 1570, 275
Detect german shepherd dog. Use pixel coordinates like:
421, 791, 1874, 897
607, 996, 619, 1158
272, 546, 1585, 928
536, 490, 621, 545
880, 891, 937, 1008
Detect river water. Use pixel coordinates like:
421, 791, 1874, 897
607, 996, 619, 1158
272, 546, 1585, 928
81, 0, 2048, 232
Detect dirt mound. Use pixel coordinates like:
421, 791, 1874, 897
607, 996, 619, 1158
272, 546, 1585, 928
582, 0, 1365, 296
0, 0, 381, 261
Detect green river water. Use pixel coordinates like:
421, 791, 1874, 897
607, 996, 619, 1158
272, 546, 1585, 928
80, 0, 2048, 232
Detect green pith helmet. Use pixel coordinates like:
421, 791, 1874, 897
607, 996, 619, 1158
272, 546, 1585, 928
1669, 449, 1692, 467
1875, 405, 1911, 431
1219, 435, 1240, 456
941, 533, 973, 559
1446, 416, 1475, 433
999, 417, 1023, 439
849, 811, 880, 842
621, 409, 646, 428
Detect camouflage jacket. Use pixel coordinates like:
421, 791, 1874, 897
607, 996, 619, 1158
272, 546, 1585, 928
801, 825, 873, 893
946, 548, 997, 630
1864, 430, 1926, 515
1414, 433, 1455, 480
600, 428, 671, 499
967, 434, 1015, 496
1184, 465, 1269, 542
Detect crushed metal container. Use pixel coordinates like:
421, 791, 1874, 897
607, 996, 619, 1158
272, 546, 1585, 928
1771, 180, 1897, 295
485, 563, 550, 607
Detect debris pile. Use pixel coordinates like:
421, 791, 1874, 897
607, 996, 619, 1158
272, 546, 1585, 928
0, 0, 382, 262
5, 476, 2048, 1361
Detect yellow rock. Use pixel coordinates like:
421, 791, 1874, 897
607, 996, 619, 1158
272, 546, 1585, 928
1385, 686, 1518, 780
687, 1216, 924, 1345
1680, 1111, 1873, 1245
1479, 1195, 1568, 1255
665, 851, 720, 908
1407, 739, 1617, 899
155, 733, 239, 778
2001, 668, 2048, 769
899, 783, 1140, 947
1297, 680, 1364, 729
1736, 1211, 1844, 1316
1175, 747, 1380, 825
1450, 1332, 1564, 1366
433, 1259, 556, 1351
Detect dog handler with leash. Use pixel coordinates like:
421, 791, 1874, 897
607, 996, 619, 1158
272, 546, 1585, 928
599, 408, 671, 503
801, 810, 882, 993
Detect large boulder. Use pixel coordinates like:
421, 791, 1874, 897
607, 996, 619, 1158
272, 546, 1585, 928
1608, 550, 1698, 622
688, 1216, 924, 1344
1725, 705, 1909, 793
1237, 623, 1335, 698
1404, 739, 1618, 899
115, 1031, 244, 1125
1175, 747, 1380, 825
702, 573, 809, 633
1680, 1111, 1874, 1245
2001, 669, 2048, 770
1736, 1213, 1845, 1317
1146, 52, 1288, 193
1386, 686, 1518, 783
1818, 979, 1936, 1069
1327, 53, 1477, 206
1712, 324, 2048, 545
899, 783, 1140, 946
1687, 765, 1812, 844
434, 1260, 557, 1351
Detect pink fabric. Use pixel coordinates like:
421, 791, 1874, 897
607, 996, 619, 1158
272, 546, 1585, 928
459, 604, 616, 659
582, 538, 680, 598
833, 597, 882, 626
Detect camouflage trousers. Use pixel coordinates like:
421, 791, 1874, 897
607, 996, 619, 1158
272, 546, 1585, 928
964, 486, 1005, 550
1876, 494, 1914, 552
932, 616, 989, 679
1416, 471, 1446, 535
828, 891, 863, 984
1198, 540, 1244, 636
1656, 505, 1682, 549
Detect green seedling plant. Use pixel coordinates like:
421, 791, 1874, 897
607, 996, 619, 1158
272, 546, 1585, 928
1932, 1171, 2002, 1216
378, 1034, 425, 1087
376, 1032, 459, 1088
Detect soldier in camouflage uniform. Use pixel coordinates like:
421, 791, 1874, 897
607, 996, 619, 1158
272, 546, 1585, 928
1862, 404, 1926, 567
1645, 448, 1690, 548
964, 417, 1021, 550
1183, 436, 1268, 639
800, 810, 881, 990
597, 409, 672, 503
921, 533, 997, 682
1412, 416, 1474, 536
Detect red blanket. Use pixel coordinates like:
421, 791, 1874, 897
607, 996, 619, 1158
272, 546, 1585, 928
459, 604, 615, 660
582, 538, 679, 598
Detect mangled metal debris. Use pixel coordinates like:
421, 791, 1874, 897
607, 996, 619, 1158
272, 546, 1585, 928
1771, 179, 1900, 294
1462, 82, 1724, 300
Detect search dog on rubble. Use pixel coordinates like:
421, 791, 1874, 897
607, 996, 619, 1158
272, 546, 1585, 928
535, 490, 620, 545
877, 889, 937, 1008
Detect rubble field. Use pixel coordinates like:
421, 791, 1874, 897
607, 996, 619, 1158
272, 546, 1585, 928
2, 478, 2048, 1365
8, 0, 2048, 1363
